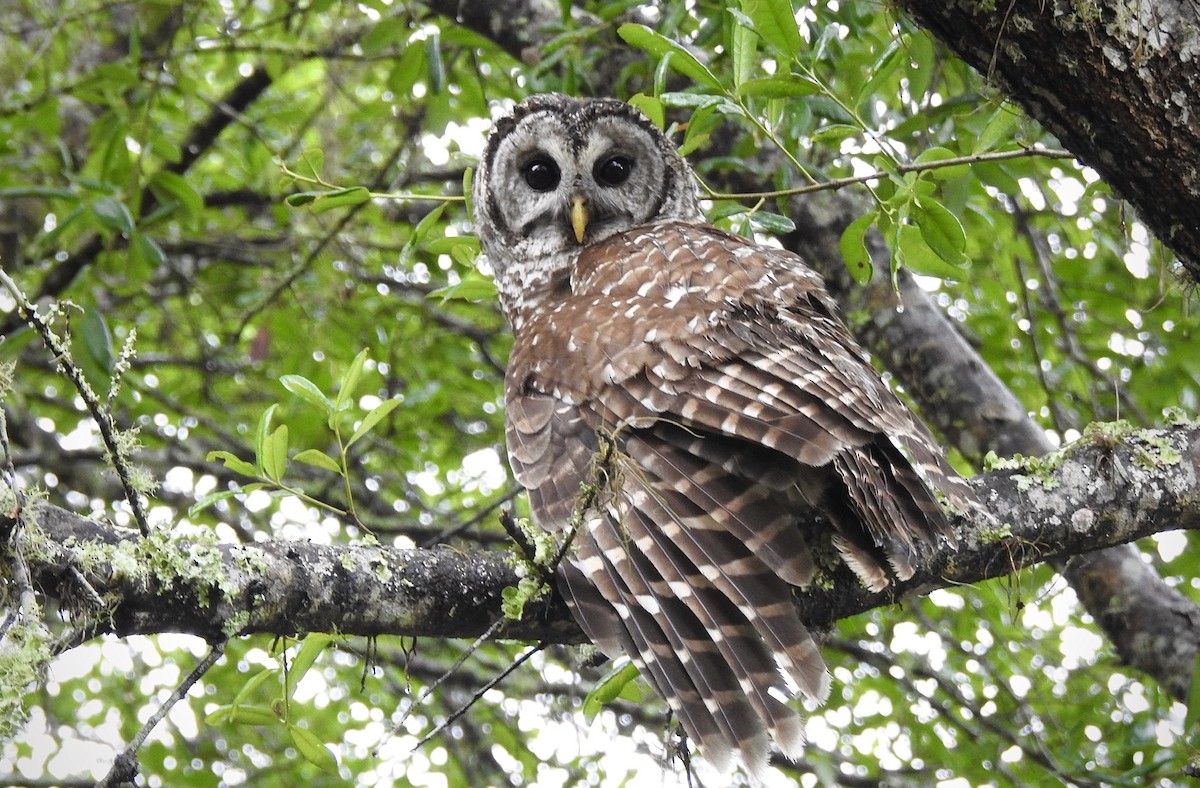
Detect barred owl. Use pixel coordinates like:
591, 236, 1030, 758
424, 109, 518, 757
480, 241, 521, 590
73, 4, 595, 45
473, 94, 971, 777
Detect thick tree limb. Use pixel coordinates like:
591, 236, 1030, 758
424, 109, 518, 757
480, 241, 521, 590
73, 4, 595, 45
17, 424, 1199, 650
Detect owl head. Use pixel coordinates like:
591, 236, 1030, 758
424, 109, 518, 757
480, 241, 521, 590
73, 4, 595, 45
473, 94, 704, 278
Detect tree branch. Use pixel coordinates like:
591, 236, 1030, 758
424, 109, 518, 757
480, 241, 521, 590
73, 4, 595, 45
19, 424, 1200, 649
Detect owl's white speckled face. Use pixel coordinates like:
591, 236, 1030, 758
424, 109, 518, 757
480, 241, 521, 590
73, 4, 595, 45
473, 95, 703, 283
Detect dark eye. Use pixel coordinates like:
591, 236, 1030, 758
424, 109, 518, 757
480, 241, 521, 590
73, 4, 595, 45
522, 157, 561, 191
594, 155, 633, 187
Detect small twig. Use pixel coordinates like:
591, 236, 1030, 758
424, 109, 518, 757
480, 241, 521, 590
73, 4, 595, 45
0, 267, 152, 536
498, 508, 538, 561
702, 146, 1077, 202
409, 641, 546, 752
96, 639, 228, 788
66, 564, 106, 610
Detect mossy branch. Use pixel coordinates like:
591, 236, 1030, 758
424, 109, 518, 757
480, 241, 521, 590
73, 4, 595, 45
0, 267, 152, 536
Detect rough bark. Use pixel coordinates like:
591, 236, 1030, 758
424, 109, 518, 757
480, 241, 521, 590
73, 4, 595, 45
898, 0, 1200, 283
15, 424, 1200, 657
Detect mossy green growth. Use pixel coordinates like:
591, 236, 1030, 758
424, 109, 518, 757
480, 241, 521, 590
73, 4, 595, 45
1132, 433, 1182, 470
982, 449, 1063, 491
67, 526, 233, 608
501, 516, 558, 621
1164, 407, 1200, 429
0, 616, 52, 744
1082, 419, 1138, 444
1082, 420, 1183, 469
977, 523, 1014, 545
502, 575, 549, 620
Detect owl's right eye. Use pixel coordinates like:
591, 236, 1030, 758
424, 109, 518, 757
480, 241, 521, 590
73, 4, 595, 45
522, 158, 561, 191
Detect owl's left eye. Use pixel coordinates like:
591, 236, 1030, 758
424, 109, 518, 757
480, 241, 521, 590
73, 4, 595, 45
594, 155, 634, 187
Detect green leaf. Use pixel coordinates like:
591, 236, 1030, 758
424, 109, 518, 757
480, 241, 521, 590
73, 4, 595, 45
736, 75, 820, 99
255, 403, 279, 475
410, 202, 447, 245
427, 272, 498, 303
747, 211, 796, 235
231, 667, 277, 709
297, 148, 325, 181
130, 231, 167, 271
731, 16, 757, 88
810, 124, 860, 145
91, 196, 134, 233
286, 634, 333, 697
856, 38, 903, 106
0, 185, 78, 200
284, 192, 318, 207
839, 211, 876, 284
975, 103, 1021, 154
291, 186, 371, 213
188, 488, 244, 517
739, 0, 802, 59
292, 449, 342, 473
895, 222, 965, 279
281, 375, 333, 414
205, 704, 279, 726
678, 101, 725, 157
336, 349, 369, 414
77, 308, 114, 378
462, 166, 474, 225
148, 170, 205, 224
617, 24, 723, 91
627, 93, 665, 128
583, 659, 644, 720
360, 16, 409, 55
913, 196, 968, 266
912, 146, 970, 180
423, 235, 479, 256
425, 31, 445, 94
347, 398, 402, 448
386, 37, 425, 93
658, 92, 726, 109
906, 32, 935, 101
261, 424, 289, 481
206, 451, 260, 479
289, 724, 338, 775
1187, 653, 1200, 731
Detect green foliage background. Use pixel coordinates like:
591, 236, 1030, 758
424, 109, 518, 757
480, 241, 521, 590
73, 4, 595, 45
1, 0, 1197, 785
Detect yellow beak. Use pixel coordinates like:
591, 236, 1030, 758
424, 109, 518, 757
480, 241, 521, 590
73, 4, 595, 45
570, 195, 588, 244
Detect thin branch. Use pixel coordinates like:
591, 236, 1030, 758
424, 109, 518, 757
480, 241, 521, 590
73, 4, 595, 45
0, 267, 152, 536
409, 641, 546, 752
95, 639, 227, 788
701, 146, 1077, 201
